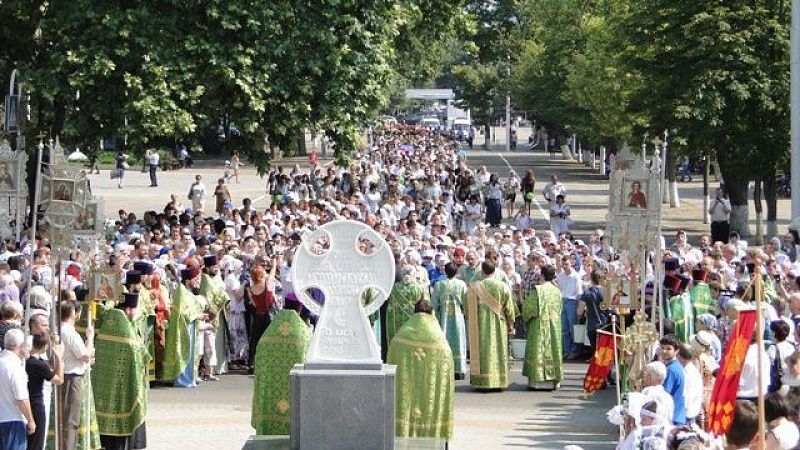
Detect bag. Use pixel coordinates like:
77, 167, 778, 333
122, 162, 130, 170
187, 187, 194, 200
769, 345, 783, 393
573, 324, 587, 345
110, 170, 118, 180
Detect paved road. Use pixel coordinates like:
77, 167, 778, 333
465, 149, 793, 239
147, 362, 616, 450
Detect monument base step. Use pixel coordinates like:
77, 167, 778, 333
290, 364, 396, 450
243, 436, 447, 450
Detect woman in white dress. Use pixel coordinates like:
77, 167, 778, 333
549, 194, 571, 237
463, 194, 483, 235
189, 174, 207, 212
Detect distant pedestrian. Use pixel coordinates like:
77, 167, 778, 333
114, 149, 128, 189
503, 170, 520, 219
230, 152, 241, 184
708, 188, 731, 244
188, 175, 207, 213
214, 178, 232, 216
484, 174, 503, 227
521, 170, 536, 216
146, 149, 160, 187
542, 174, 566, 205
549, 195, 571, 237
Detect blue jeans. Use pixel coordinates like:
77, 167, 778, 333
561, 298, 578, 357
0, 421, 26, 450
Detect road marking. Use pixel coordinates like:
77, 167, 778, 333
497, 153, 550, 223
252, 193, 267, 204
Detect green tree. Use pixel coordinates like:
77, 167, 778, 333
3, 1, 465, 174
621, 0, 789, 234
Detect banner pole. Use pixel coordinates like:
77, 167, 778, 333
754, 264, 766, 450
611, 314, 623, 439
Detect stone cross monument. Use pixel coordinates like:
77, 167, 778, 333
292, 220, 395, 366
288, 220, 397, 450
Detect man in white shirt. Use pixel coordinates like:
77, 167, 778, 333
60, 300, 94, 450
708, 188, 731, 244
542, 174, 566, 204
0, 328, 35, 448
556, 255, 583, 359
737, 340, 770, 400
677, 344, 704, 425
146, 149, 160, 187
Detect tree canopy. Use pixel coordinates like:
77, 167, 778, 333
2, 0, 465, 172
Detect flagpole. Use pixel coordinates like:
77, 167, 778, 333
754, 264, 766, 450
611, 314, 623, 439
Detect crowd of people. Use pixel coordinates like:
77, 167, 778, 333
0, 124, 798, 450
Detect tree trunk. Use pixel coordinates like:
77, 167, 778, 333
296, 130, 307, 157
717, 147, 750, 237
764, 172, 778, 238
754, 179, 764, 245
666, 149, 679, 207
703, 156, 710, 224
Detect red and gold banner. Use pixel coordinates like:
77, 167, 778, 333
584, 332, 618, 394
707, 309, 757, 436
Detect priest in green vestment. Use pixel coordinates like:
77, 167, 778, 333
133, 261, 159, 381
521, 265, 563, 390
689, 269, 716, 318
163, 267, 207, 387
388, 300, 454, 439
200, 255, 230, 377
93, 292, 148, 450
665, 274, 693, 343
463, 261, 517, 390
251, 297, 311, 435
431, 262, 468, 379
385, 270, 426, 350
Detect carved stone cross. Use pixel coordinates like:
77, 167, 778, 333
292, 220, 395, 365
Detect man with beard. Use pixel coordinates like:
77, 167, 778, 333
522, 265, 564, 390
464, 261, 517, 390
199, 255, 230, 379
134, 261, 170, 382
163, 267, 208, 388
93, 292, 148, 450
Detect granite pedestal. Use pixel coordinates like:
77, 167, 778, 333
290, 363, 396, 450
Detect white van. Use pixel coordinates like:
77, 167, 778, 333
420, 116, 441, 131
451, 118, 472, 141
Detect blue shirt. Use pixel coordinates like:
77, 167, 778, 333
663, 359, 686, 425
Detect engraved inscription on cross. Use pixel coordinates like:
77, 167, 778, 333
291, 220, 395, 365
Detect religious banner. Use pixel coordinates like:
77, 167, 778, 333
40, 138, 103, 245
707, 309, 757, 436
0, 139, 28, 240
603, 144, 662, 315
583, 332, 619, 394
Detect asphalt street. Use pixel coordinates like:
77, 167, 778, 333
146, 362, 617, 450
